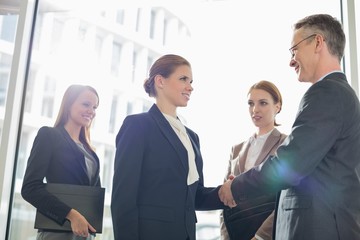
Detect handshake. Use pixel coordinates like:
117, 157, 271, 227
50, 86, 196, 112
218, 175, 237, 208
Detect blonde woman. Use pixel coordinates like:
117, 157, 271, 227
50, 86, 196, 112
22, 85, 101, 240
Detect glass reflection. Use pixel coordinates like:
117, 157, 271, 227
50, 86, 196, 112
8, 1, 191, 239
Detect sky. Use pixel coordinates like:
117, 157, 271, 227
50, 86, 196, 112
170, 0, 341, 186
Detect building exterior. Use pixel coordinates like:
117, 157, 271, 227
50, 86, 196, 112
0, 2, 192, 239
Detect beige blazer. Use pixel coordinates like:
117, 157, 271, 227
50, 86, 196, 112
220, 128, 287, 240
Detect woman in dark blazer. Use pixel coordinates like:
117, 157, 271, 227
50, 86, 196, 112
111, 54, 224, 240
21, 85, 101, 240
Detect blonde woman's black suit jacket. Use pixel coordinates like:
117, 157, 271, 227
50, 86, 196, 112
21, 126, 101, 227
111, 104, 224, 240
230, 72, 360, 240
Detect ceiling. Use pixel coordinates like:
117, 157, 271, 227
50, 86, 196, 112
0, 0, 215, 16
0, 0, 20, 15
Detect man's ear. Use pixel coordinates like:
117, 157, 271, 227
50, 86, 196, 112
315, 34, 325, 51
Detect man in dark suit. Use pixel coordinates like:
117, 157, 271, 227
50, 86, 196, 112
219, 14, 360, 240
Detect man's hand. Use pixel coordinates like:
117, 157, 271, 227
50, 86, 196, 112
219, 178, 237, 208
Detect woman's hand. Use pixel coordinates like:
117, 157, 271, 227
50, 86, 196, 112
66, 209, 96, 237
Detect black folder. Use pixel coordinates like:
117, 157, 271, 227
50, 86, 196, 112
34, 183, 105, 233
223, 194, 276, 240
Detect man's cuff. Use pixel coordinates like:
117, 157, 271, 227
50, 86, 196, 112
255, 234, 265, 240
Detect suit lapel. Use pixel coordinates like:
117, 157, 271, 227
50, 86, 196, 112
238, 140, 251, 173
57, 126, 90, 183
149, 105, 188, 171
187, 134, 201, 173
254, 129, 282, 166
59, 126, 81, 154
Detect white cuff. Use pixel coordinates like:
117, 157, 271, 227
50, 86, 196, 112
255, 234, 265, 240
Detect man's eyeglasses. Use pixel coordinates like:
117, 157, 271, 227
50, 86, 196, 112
289, 34, 317, 58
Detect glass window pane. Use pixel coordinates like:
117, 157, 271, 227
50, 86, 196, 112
0, 14, 18, 145
0, 15, 17, 42
0, 53, 12, 106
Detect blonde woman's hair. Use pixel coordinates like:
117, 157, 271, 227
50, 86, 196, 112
54, 84, 99, 151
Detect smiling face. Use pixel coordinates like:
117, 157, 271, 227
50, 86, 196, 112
67, 89, 99, 128
156, 64, 193, 113
248, 88, 280, 135
289, 29, 319, 84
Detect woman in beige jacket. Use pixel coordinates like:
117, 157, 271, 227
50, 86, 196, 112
220, 80, 287, 240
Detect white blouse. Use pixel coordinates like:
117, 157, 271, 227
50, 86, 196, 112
244, 129, 273, 171
163, 113, 199, 185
